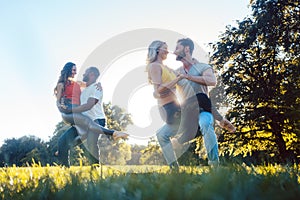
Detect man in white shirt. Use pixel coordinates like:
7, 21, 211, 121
56, 67, 127, 166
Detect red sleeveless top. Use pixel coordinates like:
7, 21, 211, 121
63, 81, 81, 105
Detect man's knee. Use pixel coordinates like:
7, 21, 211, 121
87, 132, 99, 144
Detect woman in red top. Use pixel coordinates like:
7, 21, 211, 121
54, 62, 128, 140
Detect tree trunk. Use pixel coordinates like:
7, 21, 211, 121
271, 122, 288, 163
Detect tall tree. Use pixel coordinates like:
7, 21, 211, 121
210, 0, 299, 163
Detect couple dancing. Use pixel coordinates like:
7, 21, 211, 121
146, 38, 235, 169
54, 63, 128, 166
54, 38, 235, 168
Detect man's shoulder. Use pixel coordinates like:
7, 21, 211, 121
194, 62, 212, 69
192, 62, 212, 74
84, 83, 98, 90
82, 83, 102, 95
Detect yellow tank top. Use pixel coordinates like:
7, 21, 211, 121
161, 65, 177, 84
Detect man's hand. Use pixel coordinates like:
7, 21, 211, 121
178, 73, 188, 80
153, 91, 160, 99
192, 58, 200, 64
77, 81, 86, 88
219, 118, 236, 133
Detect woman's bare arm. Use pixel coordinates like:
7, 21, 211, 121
56, 83, 64, 107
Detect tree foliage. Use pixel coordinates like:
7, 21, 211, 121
97, 102, 133, 165
104, 102, 133, 131
98, 137, 132, 165
140, 137, 165, 165
127, 144, 146, 165
0, 136, 49, 166
0, 102, 133, 166
210, 0, 300, 163
47, 121, 71, 164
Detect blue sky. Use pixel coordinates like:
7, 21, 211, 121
0, 0, 251, 144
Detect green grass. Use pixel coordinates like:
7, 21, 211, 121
0, 164, 299, 199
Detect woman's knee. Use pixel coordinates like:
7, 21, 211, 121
156, 130, 170, 143
74, 114, 91, 126
156, 131, 165, 141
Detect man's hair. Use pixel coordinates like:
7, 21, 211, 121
177, 38, 194, 55
88, 66, 100, 79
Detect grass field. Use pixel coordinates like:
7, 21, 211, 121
0, 163, 299, 199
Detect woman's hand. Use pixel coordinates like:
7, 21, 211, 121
95, 82, 102, 91
56, 101, 65, 109
177, 73, 186, 80
59, 106, 72, 114
57, 101, 72, 113
77, 81, 86, 88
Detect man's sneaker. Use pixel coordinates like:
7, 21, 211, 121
169, 161, 180, 172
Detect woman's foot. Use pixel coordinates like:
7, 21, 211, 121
113, 131, 129, 140
219, 119, 236, 133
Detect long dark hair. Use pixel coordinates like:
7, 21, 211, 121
54, 62, 75, 94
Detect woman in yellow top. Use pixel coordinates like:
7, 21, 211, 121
146, 41, 183, 125
146, 40, 235, 169
146, 40, 184, 169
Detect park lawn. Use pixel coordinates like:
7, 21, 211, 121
0, 164, 299, 199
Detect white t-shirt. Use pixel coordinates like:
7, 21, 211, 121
80, 82, 106, 121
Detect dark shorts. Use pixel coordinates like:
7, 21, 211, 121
159, 101, 181, 124
196, 93, 212, 113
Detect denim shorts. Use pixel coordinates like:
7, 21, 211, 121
65, 103, 78, 110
